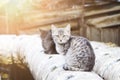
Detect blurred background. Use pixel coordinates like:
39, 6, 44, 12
0, 0, 120, 46
0, 0, 120, 80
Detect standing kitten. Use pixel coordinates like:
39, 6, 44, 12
51, 24, 95, 71
39, 29, 57, 54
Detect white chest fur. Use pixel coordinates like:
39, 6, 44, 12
55, 43, 65, 55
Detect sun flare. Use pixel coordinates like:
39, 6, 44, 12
0, 0, 32, 34
0, 0, 31, 13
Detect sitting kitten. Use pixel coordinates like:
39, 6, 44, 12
39, 29, 57, 54
51, 24, 95, 71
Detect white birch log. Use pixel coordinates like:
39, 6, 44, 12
1, 35, 120, 80
17, 35, 103, 80
91, 42, 120, 80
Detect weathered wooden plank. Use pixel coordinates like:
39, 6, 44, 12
84, 0, 116, 7
111, 28, 119, 45
22, 2, 120, 19
86, 13, 120, 28
93, 27, 101, 41
86, 26, 119, 46
85, 3, 120, 16
18, 20, 78, 34
101, 28, 119, 45
20, 3, 120, 28
22, 7, 82, 19
86, 26, 91, 40
20, 8, 82, 29
87, 27, 101, 41
101, 28, 110, 42
30, 0, 116, 11
22, 16, 79, 29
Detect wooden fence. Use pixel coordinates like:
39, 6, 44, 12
0, 0, 120, 45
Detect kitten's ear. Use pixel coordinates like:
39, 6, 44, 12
66, 24, 71, 31
39, 29, 48, 38
39, 29, 47, 34
39, 29, 44, 33
51, 24, 57, 31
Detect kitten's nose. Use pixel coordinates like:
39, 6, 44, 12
60, 40, 62, 42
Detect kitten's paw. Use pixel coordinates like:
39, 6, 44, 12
63, 64, 69, 70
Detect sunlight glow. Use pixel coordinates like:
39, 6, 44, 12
0, 0, 9, 7
0, 0, 32, 34
0, 0, 31, 13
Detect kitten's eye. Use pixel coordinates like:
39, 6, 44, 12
63, 35, 65, 37
64, 35, 69, 37
55, 35, 59, 38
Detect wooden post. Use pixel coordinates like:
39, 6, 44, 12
79, 0, 87, 37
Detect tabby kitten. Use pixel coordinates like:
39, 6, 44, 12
51, 24, 95, 71
40, 29, 57, 54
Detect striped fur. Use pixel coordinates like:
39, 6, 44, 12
51, 24, 95, 71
